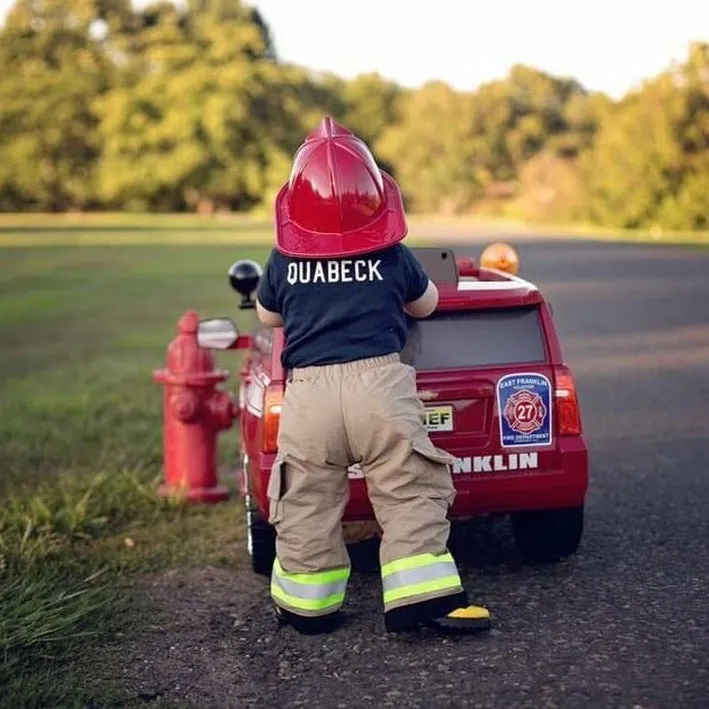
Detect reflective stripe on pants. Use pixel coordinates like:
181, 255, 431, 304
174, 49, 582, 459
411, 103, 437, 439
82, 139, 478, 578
271, 558, 350, 617
381, 551, 463, 611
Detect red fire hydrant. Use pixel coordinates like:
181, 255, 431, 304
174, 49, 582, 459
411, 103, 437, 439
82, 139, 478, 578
153, 310, 235, 503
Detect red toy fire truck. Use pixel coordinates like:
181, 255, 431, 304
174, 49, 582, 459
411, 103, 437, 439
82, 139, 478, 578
155, 244, 589, 576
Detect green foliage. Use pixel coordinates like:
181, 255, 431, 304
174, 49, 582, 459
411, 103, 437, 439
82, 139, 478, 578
0, 0, 122, 211
0, 0, 706, 227
579, 41, 709, 230
339, 72, 403, 159
506, 151, 586, 224
377, 81, 483, 213
96, 2, 273, 210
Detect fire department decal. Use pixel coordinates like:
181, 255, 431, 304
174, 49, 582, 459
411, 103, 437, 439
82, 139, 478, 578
496, 373, 552, 448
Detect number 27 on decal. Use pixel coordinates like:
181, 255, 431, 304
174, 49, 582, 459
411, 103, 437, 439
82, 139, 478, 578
515, 402, 536, 421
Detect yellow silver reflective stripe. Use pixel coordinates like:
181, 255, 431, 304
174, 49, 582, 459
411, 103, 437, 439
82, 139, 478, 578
271, 583, 345, 612
381, 551, 456, 576
273, 574, 348, 601
273, 558, 349, 585
381, 552, 462, 605
383, 575, 463, 604
271, 558, 349, 612
382, 561, 459, 594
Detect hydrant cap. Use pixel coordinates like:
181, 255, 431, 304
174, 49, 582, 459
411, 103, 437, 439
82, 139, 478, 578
167, 310, 217, 375
178, 310, 200, 335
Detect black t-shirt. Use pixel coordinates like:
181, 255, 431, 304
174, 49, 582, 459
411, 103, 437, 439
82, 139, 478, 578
256, 244, 430, 370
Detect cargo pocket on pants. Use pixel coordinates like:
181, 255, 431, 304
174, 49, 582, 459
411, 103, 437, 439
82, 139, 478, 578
267, 453, 286, 525
410, 435, 458, 508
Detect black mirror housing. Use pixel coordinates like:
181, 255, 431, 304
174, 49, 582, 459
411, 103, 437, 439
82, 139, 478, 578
228, 259, 263, 310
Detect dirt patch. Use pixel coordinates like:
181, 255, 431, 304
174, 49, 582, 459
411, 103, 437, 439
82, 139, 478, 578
94, 565, 268, 708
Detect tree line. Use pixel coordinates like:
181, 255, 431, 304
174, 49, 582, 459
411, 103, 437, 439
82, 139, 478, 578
0, 0, 707, 230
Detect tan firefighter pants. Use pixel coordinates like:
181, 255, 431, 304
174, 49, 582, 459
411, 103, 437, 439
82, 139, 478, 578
267, 353, 466, 618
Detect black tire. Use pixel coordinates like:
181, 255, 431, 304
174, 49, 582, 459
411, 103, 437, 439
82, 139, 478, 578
245, 493, 276, 576
510, 506, 584, 562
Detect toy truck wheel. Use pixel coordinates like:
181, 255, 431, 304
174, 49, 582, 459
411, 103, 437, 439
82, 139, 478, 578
245, 493, 276, 576
510, 506, 584, 563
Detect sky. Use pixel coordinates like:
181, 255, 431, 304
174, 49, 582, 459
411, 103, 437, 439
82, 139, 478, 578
0, 0, 707, 98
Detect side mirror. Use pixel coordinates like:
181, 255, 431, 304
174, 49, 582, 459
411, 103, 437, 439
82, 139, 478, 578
228, 259, 263, 310
197, 318, 240, 350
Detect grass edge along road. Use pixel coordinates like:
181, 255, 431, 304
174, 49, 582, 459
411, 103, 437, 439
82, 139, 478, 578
1, 215, 707, 708
1, 212, 708, 247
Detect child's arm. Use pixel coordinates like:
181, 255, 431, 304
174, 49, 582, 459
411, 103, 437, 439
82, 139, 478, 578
255, 250, 284, 328
256, 299, 284, 327
405, 280, 438, 318
401, 245, 438, 318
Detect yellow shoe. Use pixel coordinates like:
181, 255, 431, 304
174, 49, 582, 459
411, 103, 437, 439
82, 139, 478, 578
428, 605, 492, 634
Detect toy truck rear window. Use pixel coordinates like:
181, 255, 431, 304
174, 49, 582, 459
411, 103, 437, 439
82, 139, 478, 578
402, 305, 547, 370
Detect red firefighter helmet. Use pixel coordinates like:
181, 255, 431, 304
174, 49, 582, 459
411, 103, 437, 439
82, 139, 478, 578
274, 116, 408, 258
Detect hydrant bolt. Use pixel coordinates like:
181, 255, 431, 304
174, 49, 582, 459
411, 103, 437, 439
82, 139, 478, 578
171, 392, 199, 423
208, 391, 237, 431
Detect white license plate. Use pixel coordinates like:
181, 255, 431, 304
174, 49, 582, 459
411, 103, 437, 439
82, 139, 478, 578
424, 405, 453, 432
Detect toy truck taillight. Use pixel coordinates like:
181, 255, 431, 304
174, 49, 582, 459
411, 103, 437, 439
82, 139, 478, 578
554, 366, 583, 436
262, 384, 283, 453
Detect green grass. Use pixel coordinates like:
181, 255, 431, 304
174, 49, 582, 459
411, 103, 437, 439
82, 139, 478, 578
0, 229, 274, 706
